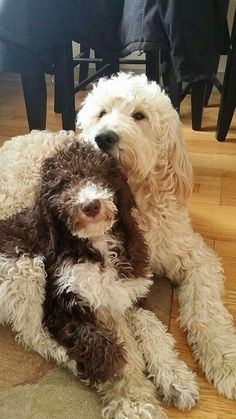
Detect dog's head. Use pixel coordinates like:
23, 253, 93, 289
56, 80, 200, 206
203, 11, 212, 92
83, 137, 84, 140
77, 72, 192, 205
39, 142, 120, 239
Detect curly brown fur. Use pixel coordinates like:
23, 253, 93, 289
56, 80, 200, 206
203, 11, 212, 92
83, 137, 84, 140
0, 140, 150, 383
57, 320, 125, 383
43, 279, 126, 384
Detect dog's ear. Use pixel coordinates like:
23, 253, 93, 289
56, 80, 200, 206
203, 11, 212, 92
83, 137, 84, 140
41, 154, 72, 192
0, 209, 36, 257
31, 192, 57, 257
33, 163, 69, 258
115, 177, 150, 277
163, 111, 193, 205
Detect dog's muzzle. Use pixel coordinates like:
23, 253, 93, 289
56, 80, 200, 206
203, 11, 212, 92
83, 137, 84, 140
95, 130, 119, 152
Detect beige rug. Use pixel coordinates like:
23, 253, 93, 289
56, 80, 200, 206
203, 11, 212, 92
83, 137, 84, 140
0, 277, 172, 419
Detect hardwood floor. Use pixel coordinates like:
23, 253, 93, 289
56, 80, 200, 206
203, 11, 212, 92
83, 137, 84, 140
0, 79, 236, 418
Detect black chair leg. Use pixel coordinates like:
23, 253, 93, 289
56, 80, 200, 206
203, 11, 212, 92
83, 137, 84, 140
94, 49, 104, 72
160, 49, 171, 89
100, 51, 119, 77
217, 98, 235, 141
160, 51, 182, 112
79, 45, 90, 88
94, 49, 118, 77
204, 79, 213, 108
146, 51, 160, 83
54, 69, 62, 114
54, 44, 81, 113
54, 42, 75, 131
191, 80, 207, 130
204, 54, 221, 107
168, 58, 182, 112
109, 55, 119, 75
21, 71, 47, 131
216, 45, 236, 141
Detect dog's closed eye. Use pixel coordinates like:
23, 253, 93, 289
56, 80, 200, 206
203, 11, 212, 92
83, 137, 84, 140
132, 112, 145, 121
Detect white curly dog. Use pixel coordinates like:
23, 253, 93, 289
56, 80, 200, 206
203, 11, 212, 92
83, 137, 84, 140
77, 73, 236, 401
0, 73, 235, 418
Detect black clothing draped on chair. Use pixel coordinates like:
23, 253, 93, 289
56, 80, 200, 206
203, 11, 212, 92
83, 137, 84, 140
0, 0, 230, 131
0, 0, 229, 82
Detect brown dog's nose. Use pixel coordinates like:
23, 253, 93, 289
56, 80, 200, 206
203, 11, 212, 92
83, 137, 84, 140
81, 199, 101, 217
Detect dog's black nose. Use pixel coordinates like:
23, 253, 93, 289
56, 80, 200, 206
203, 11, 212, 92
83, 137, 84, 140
81, 199, 101, 217
95, 130, 119, 152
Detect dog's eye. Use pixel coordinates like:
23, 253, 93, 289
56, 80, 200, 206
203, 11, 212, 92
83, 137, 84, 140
132, 112, 145, 121
99, 110, 106, 118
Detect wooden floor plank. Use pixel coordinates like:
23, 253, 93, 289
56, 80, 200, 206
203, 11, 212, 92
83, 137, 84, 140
187, 139, 236, 156
190, 176, 221, 205
189, 152, 236, 178
221, 177, 236, 207
187, 202, 236, 242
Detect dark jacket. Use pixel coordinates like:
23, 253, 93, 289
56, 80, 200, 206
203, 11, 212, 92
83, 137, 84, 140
0, 0, 230, 81
119, 0, 230, 81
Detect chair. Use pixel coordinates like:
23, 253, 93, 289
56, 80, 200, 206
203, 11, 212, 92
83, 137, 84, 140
0, 38, 47, 130
0, 35, 159, 132
160, 50, 208, 130
216, 11, 236, 141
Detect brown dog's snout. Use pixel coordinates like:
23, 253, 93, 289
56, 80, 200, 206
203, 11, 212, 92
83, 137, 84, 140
81, 199, 101, 217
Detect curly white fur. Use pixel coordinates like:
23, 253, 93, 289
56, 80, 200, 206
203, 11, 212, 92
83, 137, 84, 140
55, 235, 152, 314
0, 253, 76, 374
0, 129, 76, 219
127, 308, 199, 410
77, 72, 236, 401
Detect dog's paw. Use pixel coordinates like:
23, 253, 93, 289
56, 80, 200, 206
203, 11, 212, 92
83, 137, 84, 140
102, 398, 167, 419
194, 338, 236, 399
159, 381, 199, 411
215, 371, 236, 400
210, 357, 236, 400
155, 363, 199, 411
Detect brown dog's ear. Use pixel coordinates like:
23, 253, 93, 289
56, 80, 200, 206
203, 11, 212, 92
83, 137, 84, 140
32, 171, 66, 259
0, 195, 56, 259
0, 209, 36, 257
40, 154, 72, 194
32, 194, 57, 254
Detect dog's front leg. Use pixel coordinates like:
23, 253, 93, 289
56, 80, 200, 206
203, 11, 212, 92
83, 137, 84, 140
97, 311, 167, 419
160, 231, 236, 400
0, 254, 72, 368
127, 307, 199, 410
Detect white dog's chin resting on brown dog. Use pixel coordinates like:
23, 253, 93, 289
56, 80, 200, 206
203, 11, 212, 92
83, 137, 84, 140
0, 73, 236, 417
